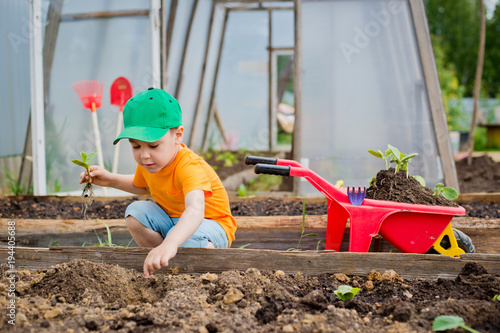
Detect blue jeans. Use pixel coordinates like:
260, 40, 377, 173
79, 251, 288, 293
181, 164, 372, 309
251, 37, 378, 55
125, 201, 229, 248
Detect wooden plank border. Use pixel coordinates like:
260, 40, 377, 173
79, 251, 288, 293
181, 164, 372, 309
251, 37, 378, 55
1, 216, 499, 236
2, 247, 499, 280
457, 193, 500, 204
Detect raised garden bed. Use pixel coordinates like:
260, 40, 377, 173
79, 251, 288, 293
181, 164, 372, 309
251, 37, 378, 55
1, 195, 500, 253
1, 248, 499, 332
1, 154, 500, 331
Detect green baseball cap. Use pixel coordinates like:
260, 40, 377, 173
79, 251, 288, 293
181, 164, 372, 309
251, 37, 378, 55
113, 88, 182, 145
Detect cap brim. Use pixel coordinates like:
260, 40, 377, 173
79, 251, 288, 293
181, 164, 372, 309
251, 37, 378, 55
113, 126, 169, 145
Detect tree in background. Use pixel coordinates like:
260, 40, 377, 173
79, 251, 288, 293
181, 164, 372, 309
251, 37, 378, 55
466, 0, 486, 163
484, 2, 500, 97
432, 35, 468, 131
424, 0, 481, 96
425, 0, 500, 98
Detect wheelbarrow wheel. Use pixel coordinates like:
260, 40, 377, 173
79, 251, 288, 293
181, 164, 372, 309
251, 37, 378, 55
453, 228, 475, 253
427, 228, 475, 254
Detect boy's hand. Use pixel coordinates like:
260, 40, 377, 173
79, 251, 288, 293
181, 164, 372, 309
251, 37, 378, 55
143, 243, 178, 278
79, 165, 112, 187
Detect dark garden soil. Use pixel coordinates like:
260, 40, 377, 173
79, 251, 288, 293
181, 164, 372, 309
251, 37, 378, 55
456, 155, 500, 193
1, 260, 499, 332
0, 196, 499, 219
1, 154, 500, 332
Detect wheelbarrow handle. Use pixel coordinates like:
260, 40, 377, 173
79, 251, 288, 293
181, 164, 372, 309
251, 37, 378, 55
245, 156, 277, 165
254, 164, 290, 176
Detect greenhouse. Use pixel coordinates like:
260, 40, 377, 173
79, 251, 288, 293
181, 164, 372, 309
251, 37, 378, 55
1, 0, 459, 196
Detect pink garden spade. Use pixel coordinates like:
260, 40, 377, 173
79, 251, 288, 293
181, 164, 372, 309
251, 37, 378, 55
73, 80, 107, 195
110, 77, 132, 173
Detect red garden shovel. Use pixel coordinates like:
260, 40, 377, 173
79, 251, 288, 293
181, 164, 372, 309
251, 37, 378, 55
73, 80, 107, 196
110, 77, 132, 173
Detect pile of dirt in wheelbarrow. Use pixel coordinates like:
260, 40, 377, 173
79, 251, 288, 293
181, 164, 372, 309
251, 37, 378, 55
365, 168, 458, 207
0, 260, 498, 332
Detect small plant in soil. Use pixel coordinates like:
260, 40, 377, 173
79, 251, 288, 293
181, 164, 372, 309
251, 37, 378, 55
237, 184, 252, 197
287, 200, 318, 251
334, 285, 361, 301
433, 183, 459, 200
368, 144, 418, 177
71, 150, 97, 218
1, 167, 32, 195
432, 315, 481, 333
82, 221, 134, 247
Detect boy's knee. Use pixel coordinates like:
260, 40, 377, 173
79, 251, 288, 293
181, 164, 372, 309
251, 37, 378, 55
125, 200, 149, 215
126, 215, 144, 230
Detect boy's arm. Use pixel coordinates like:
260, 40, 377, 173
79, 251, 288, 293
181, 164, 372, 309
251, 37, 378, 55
143, 189, 205, 278
108, 173, 149, 195
80, 165, 149, 195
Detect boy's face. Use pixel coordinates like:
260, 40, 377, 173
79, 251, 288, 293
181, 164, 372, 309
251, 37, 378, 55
129, 127, 184, 173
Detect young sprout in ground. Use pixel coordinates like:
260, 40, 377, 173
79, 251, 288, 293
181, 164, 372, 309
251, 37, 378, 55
237, 184, 249, 197
494, 294, 499, 301
432, 315, 481, 333
215, 151, 239, 167
82, 221, 134, 247
334, 285, 361, 301
287, 199, 318, 251
72, 150, 98, 218
433, 183, 459, 200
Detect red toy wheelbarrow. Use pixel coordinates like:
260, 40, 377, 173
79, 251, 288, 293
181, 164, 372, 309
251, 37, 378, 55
245, 156, 473, 257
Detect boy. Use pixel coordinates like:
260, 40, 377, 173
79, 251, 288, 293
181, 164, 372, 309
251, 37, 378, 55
80, 88, 237, 278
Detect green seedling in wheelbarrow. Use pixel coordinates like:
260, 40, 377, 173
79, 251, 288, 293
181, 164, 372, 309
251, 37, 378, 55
368, 144, 418, 177
72, 150, 98, 218
433, 183, 459, 200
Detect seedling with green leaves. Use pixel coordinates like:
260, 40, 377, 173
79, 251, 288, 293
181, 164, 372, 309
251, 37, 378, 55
388, 144, 418, 176
334, 285, 361, 301
369, 145, 418, 177
433, 183, 459, 200
413, 175, 426, 187
237, 184, 250, 197
72, 150, 97, 182
432, 315, 481, 333
82, 221, 134, 247
72, 150, 98, 217
287, 200, 318, 251
215, 151, 238, 167
1, 168, 30, 195
368, 148, 392, 170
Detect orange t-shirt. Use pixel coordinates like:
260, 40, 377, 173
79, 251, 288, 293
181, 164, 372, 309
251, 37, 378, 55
132, 144, 236, 246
